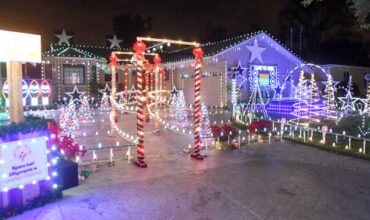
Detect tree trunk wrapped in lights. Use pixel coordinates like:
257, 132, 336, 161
109, 54, 119, 135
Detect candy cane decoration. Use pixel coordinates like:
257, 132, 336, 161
124, 64, 129, 104
133, 40, 147, 168
109, 54, 118, 134
191, 46, 204, 160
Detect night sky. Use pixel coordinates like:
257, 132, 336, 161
0, 0, 289, 50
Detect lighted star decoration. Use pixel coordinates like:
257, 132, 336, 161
170, 86, 179, 97
322, 80, 340, 92
108, 34, 122, 49
66, 85, 85, 102
357, 98, 368, 114
338, 90, 359, 112
99, 83, 111, 96
55, 29, 73, 46
273, 81, 282, 99
227, 62, 248, 88
246, 39, 266, 63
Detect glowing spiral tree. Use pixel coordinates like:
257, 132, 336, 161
323, 74, 337, 119
307, 74, 321, 123
291, 71, 309, 125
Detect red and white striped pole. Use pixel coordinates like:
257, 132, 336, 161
191, 46, 204, 160
133, 40, 147, 168
109, 54, 118, 131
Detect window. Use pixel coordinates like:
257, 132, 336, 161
364, 73, 369, 87
63, 64, 85, 85
104, 73, 117, 82
104, 74, 112, 82
343, 71, 350, 81
165, 71, 170, 81
0, 62, 6, 79
45, 64, 53, 80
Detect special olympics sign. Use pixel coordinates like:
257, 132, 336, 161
0, 137, 48, 190
0, 29, 41, 63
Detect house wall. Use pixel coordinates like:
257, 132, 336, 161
43, 57, 106, 103
165, 60, 227, 107
324, 65, 370, 96
182, 74, 226, 107
164, 33, 304, 107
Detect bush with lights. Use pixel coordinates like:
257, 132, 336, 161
248, 120, 273, 136
210, 124, 237, 142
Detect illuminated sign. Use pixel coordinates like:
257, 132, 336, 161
0, 137, 48, 190
21, 80, 29, 106
29, 80, 40, 106
0, 30, 41, 63
259, 72, 270, 86
40, 80, 51, 105
249, 65, 279, 88
2, 80, 51, 106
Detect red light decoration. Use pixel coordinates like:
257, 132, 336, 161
191, 46, 204, 160
29, 80, 40, 98
40, 80, 51, 98
109, 54, 118, 70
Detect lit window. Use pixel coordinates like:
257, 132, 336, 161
63, 64, 85, 85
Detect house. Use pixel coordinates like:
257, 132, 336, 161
162, 31, 308, 108
321, 64, 370, 96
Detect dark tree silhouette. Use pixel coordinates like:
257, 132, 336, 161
113, 14, 152, 48
278, 0, 369, 66
202, 24, 228, 42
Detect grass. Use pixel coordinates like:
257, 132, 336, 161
230, 117, 249, 130
283, 130, 370, 161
